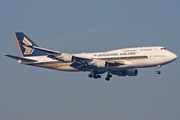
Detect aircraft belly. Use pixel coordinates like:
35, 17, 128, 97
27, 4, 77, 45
130, 59, 160, 68
57, 66, 80, 71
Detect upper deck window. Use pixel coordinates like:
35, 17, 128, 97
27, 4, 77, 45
161, 48, 166, 50
123, 50, 137, 52
140, 49, 152, 51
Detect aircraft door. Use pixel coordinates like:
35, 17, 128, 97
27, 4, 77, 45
149, 53, 153, 60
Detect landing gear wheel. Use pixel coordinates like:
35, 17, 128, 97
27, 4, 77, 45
97, 75, 101, 79
156, 70, 161, 74
88, 74, 93, 78
94, 75, 101, 79
105, 77, 110, 81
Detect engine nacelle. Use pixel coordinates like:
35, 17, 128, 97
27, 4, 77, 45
111, 69, 138, 76
111, 71, 127, 76
57, 55, 74, 62
90, 61, 108, 68
127, 69, 138, 76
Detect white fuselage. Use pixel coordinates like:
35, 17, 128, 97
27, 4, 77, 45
22, 46, 177, 72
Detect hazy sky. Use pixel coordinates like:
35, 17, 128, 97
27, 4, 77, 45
1, 1, 180, 120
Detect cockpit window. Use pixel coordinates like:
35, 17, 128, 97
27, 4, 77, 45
161, 48, 166, 50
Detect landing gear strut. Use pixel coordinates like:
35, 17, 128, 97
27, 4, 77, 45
156, 65, 161, 74
105, 72, 112, 81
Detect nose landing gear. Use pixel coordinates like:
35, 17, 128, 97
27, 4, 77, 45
156, 65, 161, 74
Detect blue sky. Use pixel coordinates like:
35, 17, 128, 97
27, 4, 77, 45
1, 1, 180, 120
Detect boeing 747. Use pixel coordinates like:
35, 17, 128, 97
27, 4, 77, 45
4, 32, 177, 81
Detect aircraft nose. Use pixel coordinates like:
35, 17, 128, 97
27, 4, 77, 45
171, 53, 177, 61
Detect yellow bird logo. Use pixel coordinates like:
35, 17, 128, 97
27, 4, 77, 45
22, 37, 34, 55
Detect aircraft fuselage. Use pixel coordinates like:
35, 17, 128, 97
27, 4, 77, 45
24, 46, 177, 72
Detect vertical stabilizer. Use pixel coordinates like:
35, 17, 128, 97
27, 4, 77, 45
14, 32, 47, 57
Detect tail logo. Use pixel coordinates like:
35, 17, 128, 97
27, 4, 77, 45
22, 37, 34, 55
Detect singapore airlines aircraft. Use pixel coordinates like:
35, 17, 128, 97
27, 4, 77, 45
5, 32, 177, 81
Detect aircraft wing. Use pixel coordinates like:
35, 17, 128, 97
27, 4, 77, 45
74, 56, 92, 62
19, 42, 126, 70
4, 54, 37, 62
19, 42, 93, 62
70, 59, 125, 71
107, 61, 125, 66
70, 62, 94, 71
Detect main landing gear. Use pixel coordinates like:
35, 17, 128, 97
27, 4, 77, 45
105, 72, 112, 81
156, 65, 161, 74
88, 71, 101, 79
88, 71, 112, 81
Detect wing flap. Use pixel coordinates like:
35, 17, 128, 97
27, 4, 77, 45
107, 61, 125, 66
70, 60, 126, 71
74, 56, 92, 62
70, 62, 94, 71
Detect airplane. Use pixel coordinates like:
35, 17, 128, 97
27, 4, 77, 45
4, 32, 177, 81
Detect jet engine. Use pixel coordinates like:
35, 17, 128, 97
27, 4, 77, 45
57, 55, 74, 62
111, 69, 138, 76
90, 61, 108, 68
127, 69, 138, 76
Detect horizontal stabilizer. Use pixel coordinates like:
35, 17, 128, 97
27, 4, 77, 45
4, 54, 37, 62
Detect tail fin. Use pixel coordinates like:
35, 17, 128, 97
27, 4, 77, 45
14, 32, 48, 57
